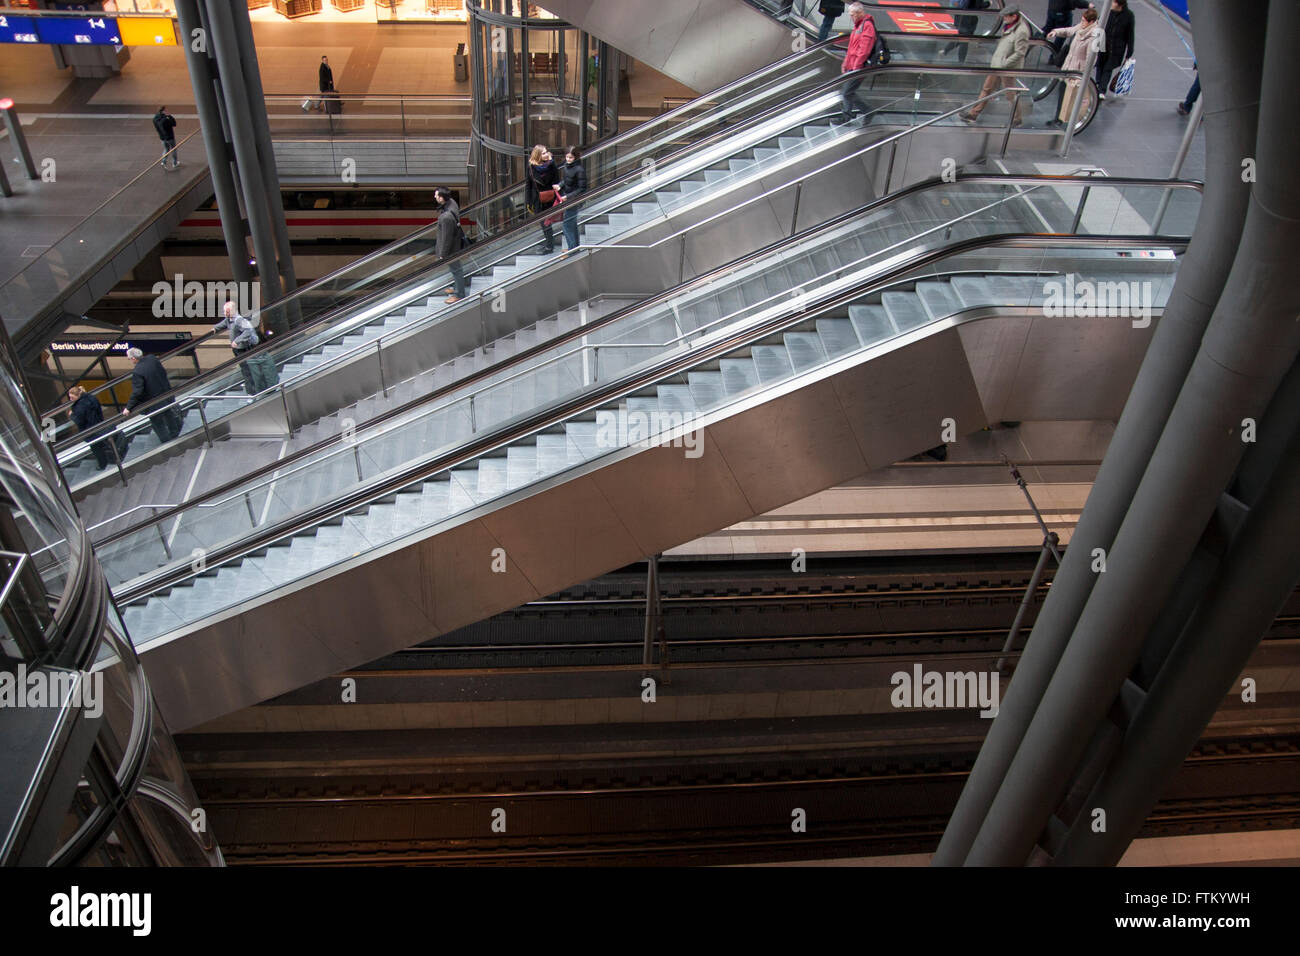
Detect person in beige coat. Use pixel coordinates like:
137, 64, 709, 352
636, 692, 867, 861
1048, 7, 1102, 126
961, 4, 1033, 126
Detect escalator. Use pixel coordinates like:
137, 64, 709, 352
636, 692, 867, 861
56, 63, 1083, 543
83, 175, 1202, 731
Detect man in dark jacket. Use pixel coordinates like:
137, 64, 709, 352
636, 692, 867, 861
317, 56, 334, 111
1097, 0, 1135, 99
152, 106, 179, 169
435, 188, 468, 304
817, 1, 845, 43
123, 348, 182, 443
68, 386, 119, 470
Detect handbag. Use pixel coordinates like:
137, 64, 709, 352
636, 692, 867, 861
544, 192, 565, 227
1110, 57, 1136, 96
300, 98, 312, 111
538, 188, 556, 204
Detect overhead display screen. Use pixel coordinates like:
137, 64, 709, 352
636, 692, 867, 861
30, 16, 121, 46
0, 15, 41, 44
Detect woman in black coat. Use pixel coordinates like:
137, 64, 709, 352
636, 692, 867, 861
556, 146, 588, 256
525, 145, 560, 254
1096, 0, 1135, 99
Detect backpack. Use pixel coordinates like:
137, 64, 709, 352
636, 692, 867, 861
869, 20, 890, 66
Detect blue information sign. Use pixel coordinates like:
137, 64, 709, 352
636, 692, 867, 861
35, 16, 121, 46
0, 15, 41, 44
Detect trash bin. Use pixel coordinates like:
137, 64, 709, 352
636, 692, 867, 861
454, 42, 469, 82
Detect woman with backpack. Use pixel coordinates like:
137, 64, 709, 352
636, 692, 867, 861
525, 145, 560, 255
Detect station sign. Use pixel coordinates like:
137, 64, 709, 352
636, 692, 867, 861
0, 13, 177, 46
50, 331, 193, 358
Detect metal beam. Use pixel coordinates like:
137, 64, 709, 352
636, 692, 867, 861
174, 0, 252, 286
963, 0, 1300, 866
934, 0, 1268, 866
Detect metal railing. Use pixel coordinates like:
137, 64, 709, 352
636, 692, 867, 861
95, 174, 1200, 596
58, 70, 1078, 494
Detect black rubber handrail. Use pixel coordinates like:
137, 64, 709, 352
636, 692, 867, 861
110, 184, 1198, 602
47, 58, 1068, 445
40, 38, 848, 426
95, 174, 1202, 549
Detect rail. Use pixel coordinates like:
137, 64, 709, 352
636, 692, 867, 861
99, 175, 1200, 602
58, 74, 1080, 492
53, 63, 1084, 480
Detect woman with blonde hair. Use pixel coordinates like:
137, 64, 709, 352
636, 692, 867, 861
524, 144, 560, 254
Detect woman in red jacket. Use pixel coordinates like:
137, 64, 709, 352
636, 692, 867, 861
838, 3, 877, 124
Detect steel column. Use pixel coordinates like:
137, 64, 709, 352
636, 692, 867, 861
964, 0, 1300, 866
202, 0, 284, 322
933, 0, 1268, 866
174, 0, 252, 286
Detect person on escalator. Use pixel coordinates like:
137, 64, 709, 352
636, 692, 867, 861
68, 386, 121, 471
556, 146, 587, 258
525, 145, 560, 255
960, 4, 1031, 127
435, 187, 470, 305
1047, 6, 1101, 128
837, 3, 878, 124
214, 300, 260, 395
122, 348, 182, 443
1045, 0, 1095, 54
943, 0, 990, 64
817, 0, 845, 43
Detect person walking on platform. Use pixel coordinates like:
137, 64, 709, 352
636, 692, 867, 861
153, 106, 180, 169
837, 3, 878, 124
1045, 0, 1095, 53
1177, 62, 1199, 115
960, 4, 1031, 127
525, 145, 561, 255
68, 386, 120, 471
316, 55, 335, 111
214, 300, 261, 395
123, 348, 182, 443
557, 146, 588, 257
1096, 0, 1135, 101
435, 187, 470, 304
1047, 6, 1101, 127
817, 1, 845, 43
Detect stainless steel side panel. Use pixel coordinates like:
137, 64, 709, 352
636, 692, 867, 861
136, 310, 1154, 731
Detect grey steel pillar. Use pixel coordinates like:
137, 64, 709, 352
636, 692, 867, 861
202, 0, 284, 327
174, 0, 252, 286
0, 102, 38, 179
963, 0, 1300, 866
1052, 360, 1300, 866
228, 2, 298, 297
933, 0, 1268, 866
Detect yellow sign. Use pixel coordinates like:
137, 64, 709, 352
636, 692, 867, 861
118, 17, 176, 47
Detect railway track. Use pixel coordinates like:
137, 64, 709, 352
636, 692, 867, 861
203, 736, 1300, 866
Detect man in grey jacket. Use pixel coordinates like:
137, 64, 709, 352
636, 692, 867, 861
214, 300, 261, 394
960, 4, 1032, 126
435, 187, 469, 304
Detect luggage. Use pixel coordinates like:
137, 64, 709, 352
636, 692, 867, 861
247, 353, 279, 393
323, 91, 342, 116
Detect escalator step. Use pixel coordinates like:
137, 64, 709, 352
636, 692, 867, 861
752, 345, 794, 383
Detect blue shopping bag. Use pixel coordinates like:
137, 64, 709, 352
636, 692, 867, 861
1110, 57, 1136, 96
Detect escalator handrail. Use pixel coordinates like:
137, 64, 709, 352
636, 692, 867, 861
88, 171, 1182, 548
54, 60, 1091, 458
40, 38, 848, 428
105, 182, 1200, 602
113, 230, 1188, 607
